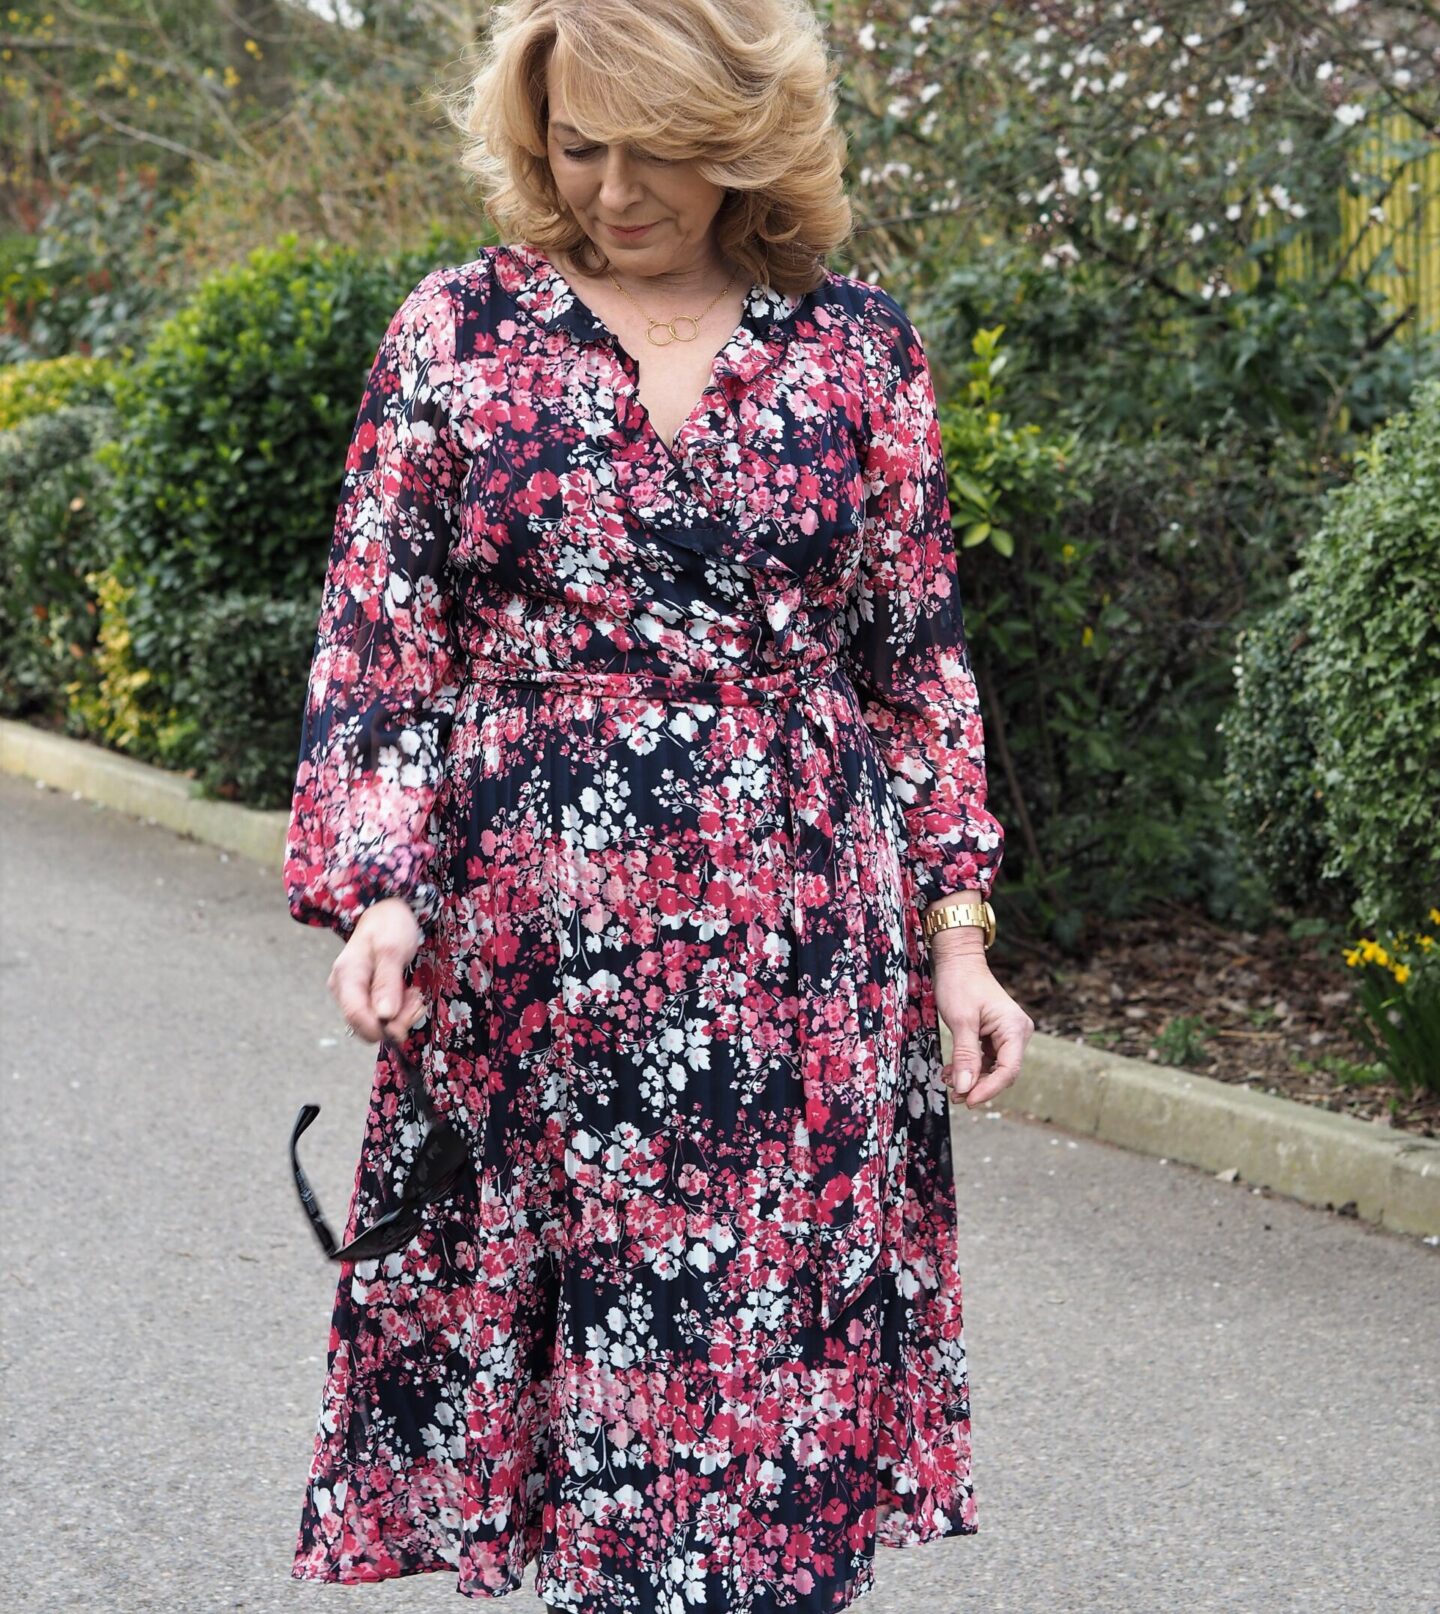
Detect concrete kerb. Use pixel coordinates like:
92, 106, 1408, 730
947, 1025, 1440, 1242
0, 718, 289, 868
7, 716, 1438, 1242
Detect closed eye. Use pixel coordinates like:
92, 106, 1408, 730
561, 144, 678, 165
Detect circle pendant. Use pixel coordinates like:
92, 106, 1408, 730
646, 314, 701, 346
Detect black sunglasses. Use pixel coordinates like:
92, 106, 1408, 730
290, 1033, 471, 1264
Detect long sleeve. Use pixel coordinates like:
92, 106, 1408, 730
838, 289, 1005, 915
283, 270, 465, 944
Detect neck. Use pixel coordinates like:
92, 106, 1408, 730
569, 244, 736, 298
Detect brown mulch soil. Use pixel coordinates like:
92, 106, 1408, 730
1002, 900, 1438, 1140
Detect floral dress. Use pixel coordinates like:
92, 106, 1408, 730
283, 241, 1005, 1614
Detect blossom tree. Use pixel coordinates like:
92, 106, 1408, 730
836, 0, 1438, 329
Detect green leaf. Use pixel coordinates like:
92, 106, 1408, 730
952, 473, 990, 511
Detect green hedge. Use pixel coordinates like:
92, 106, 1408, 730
98, 235, 431, 760
1301, 378, 1440, 930
0, 404, 115, 723
185, 594, 319, 808
1219, 589, 1342, 916
1222, 378, 1440, 931
0, 356, 116, 431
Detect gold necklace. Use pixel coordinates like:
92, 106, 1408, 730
604, 265, 738, 347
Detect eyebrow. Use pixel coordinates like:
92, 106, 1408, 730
551, 121, 584, 134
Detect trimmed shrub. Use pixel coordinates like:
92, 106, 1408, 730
0, 404, 116, 723
0, 355, 116, 431
1219, 589, 1346, 916
184, 594, 319, 807
66, 568, 180, 759
99, 235, 426, 759
1299, 378, 1440, 931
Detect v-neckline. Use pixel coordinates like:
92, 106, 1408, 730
516, 243, 768, 470
622, 346, 715, 473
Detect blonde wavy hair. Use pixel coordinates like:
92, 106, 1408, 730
450, 0, 853, 296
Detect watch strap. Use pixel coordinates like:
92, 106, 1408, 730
922, 898, 996, 948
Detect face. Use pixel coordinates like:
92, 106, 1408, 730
545, 60, 728, 278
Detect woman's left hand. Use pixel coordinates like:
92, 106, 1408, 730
930, 937, 1035, 1108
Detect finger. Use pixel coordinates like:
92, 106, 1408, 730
369, 943, 409, 1036
946, 1020, 983, 1099
966, 1017, 1032, 1107
332, 947, 385, 1043
391, 983, 425, 1040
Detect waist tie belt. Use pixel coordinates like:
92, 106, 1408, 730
455, 658, 893, 1330
458, 661, 835, 705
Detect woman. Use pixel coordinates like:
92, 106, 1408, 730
284, 0, 1034, 1608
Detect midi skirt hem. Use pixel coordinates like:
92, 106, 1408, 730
291, 1516, 978, 1610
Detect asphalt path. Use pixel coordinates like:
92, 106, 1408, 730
2, 770, 1437, 1613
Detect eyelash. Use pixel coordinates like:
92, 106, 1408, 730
561, 145, 675, 165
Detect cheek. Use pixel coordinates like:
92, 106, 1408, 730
666, 169, 724, 213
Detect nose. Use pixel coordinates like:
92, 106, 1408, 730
597, 149, 646, 213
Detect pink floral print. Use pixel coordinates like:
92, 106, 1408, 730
284, 241, 1004, 1613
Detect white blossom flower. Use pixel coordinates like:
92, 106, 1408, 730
1334, 102, 1366, 126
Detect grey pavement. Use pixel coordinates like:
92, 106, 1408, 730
1, 770, 1437, 1614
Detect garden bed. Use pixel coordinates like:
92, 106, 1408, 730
1006, 900, 1438, 1140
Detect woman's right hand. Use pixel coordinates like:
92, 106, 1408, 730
328, 897, 425, 1043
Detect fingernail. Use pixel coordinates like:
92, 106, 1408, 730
376, 1000, 394, 1020
958, 1068, 974, 1093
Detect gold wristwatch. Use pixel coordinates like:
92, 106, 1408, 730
922, 894, 996, 949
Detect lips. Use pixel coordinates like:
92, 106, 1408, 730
607, 221, 654, 235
